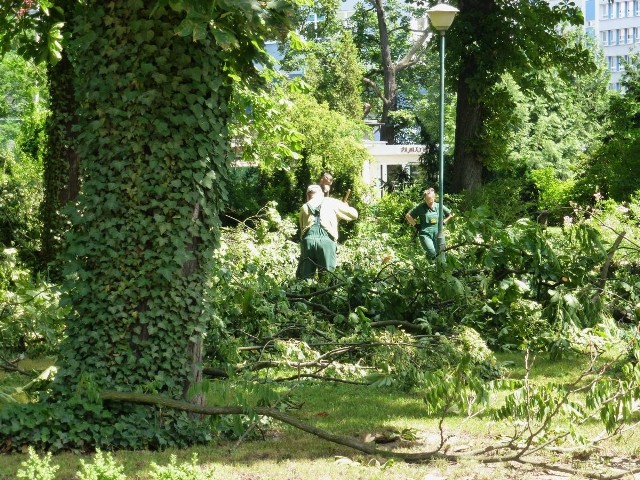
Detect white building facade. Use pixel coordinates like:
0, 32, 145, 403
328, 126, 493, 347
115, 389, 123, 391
553, 0, 640, 90
596, 0, 640, 90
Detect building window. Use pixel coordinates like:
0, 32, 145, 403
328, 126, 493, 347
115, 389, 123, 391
628, 28, 634, 43
602, 30, 608, 45
636, 0, 640, 15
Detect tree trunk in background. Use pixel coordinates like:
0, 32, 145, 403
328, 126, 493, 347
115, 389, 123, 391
374, 0, 397, 144
452, 71, 484, 192
41, 50, 79, 272
451, 0, 495, 193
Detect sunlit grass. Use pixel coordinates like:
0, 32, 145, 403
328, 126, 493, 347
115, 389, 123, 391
1, 352, 639, 479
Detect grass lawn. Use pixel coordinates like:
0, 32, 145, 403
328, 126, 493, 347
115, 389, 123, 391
1, 353, 639, 479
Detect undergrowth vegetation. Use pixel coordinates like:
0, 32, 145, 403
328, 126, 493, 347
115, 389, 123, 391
1, 187, 640, 477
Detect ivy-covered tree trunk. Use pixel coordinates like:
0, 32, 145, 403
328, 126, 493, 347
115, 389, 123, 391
55, 0, 230, 413
41, 50, 79, 272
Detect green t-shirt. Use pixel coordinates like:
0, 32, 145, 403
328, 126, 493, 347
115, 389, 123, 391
409, 202, 451, 233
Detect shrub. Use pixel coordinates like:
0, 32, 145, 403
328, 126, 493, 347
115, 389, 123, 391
148, 454, 207, 480
77, 449, 127, 480
16, 446, 59, 480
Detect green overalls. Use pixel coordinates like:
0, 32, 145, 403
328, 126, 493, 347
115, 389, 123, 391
296, 202, 337, 279
409, 202, 450, 259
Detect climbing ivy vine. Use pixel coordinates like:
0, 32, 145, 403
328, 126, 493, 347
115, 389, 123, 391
0, 0, 305, 450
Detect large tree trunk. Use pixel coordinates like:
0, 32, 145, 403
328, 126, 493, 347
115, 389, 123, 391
53, 0, 231, 418
452, 73, 484, 192
41, 49, 79, 271
451, 0, 496, 193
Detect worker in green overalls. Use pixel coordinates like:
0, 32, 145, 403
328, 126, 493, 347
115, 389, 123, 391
405, 187, 453, 259
296, 184, 358, 280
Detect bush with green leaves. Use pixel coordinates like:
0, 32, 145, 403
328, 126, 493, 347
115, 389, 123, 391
203, 192, 640, 374
0, 149, 43, 267
16, 446, 59, 480
0, 248, 67, 356
77, 449, 126, 480
148, 454, 206, 480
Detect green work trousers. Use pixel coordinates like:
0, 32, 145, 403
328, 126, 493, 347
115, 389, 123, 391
296, 224, 336, 279
418, 228, 438, 259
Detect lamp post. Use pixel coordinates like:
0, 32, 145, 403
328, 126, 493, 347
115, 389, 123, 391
427, 3, 458, 262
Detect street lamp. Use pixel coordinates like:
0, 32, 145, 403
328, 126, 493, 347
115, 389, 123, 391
427, 3, 458, 263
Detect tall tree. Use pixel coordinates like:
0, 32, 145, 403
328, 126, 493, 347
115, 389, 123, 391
447, 0, 594, 192
0, 0, 303, 451
351, 0, 436, 144
304, 30, 365, 120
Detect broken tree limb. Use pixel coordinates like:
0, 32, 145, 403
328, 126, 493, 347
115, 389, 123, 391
99, 390, 451, 462
99, 391, 638, 479
593, 231, 626, 303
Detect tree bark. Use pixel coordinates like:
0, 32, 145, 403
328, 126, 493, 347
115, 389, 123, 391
41, 48, 79, 271
451, 0, 496, 193
367, 0, 433, 145
373, 0, 397, 144
452, 72, 484, 192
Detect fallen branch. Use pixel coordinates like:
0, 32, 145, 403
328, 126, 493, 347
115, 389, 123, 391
100, 390, 452, 461
286, 283, 347, 300
100, 391, 639, 479
0, 356, 27, 375
370, 320, 427, 333
592, 231, 626, 303
289, 297, 337, 317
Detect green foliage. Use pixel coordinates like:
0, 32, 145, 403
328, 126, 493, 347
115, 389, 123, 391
0, 248, 67, 356
300, 30, 364, 120
482, 54, 608, 181
491, 342, 640, 450
450, 1, 597, 191
0, 75, 46, 267
16, 446, 59, 480
163, 0, 305, 79
0, 396, 212, 453
573, 55, 640, 202
528, 167, 575, 221
229, 81, 370, 216
0, 152, 43, 265
367, 327, 502, 390
0, 52, 47, 149
0, 0, 66, 65
148, 454, 205, 480
77, 450, 126, 480
422, 354, 490, 418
